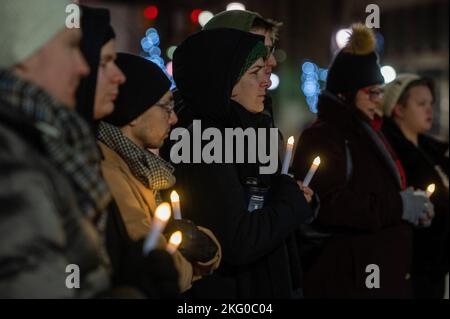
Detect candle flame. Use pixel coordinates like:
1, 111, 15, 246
288, 136, 295, 145
169, 231, 182, 246
313, 156, 321, 166
427, 183, 436, 195
170, 190, 179, 203
155, 202, 171, 222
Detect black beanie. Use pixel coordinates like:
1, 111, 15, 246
103, 53, 171, 127
326, 23, 384, 95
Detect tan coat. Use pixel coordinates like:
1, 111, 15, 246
99, 142, 221, 292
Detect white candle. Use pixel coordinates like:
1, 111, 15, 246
143, 202, 171, 255
170, 190, 182, 220
302, 156, 321, 187
281, 136, 295, 175
166, 231, 182, 254
426, 184, 435, 198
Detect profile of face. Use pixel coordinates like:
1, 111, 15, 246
93, 39, 126, 120
251, 28, 276, 85
231, 58, 270, 113
354, 84, 384, 120
393, 85, 434, 134
128, 91, 178, 149
14, 28, 90, 108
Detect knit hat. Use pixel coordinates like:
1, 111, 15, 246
203, 10, 262, 32
76, 6, 116, 124
0, 0, 72, 69
103, 53, 171, 127
382, 73, 421, 117
326, 23, 384, 95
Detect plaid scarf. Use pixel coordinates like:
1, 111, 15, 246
97, 121, 175, 204
0, 71, 111, 221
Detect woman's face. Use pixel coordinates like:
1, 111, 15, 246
231, 58, 270, 113
394, 85, 434, 134
94, 39, 126, 120
354, 84, 384, 120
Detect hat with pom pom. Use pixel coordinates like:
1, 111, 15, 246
326, 23, 384, 95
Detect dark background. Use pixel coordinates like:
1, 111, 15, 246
80, 0, 449, 142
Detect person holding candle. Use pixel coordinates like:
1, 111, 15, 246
291, 24, 434, 298
381, 74, 449, 298
96, 52, 222, 293
69, 6, 183, 299
171, 28, 315, 298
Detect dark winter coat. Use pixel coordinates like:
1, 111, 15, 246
291, 92, 413, 298
171, 29, 312, 298
0, 100, 109, 298
382, 118, 449, 297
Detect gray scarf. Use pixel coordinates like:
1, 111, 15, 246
0, 71, 111, 222
97, 121, 175, 203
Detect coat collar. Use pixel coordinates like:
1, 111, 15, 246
317, 91, 403, 188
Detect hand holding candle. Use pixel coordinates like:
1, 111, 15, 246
302, 156, 321, 187
166, 231, 182, 254
426, 183, 435, 198
281, 136, 295, 175
143, 202, 171, 255
170, 190, 182, 220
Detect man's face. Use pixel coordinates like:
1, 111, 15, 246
94, 39, 126, 120
251, 28, 276, 87
14, 28, 90, 108
131, 91, 178, 149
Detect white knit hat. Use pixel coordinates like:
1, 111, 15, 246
382, 73, 421, 117
0, 0, 72, 69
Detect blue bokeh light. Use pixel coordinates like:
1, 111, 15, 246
140, 28, 177, 90
302, 61, 316, 75
300, 60, 328, 113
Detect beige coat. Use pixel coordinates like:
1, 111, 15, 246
99, 142, 221, 292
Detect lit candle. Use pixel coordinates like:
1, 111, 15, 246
166, 231, 182, 254
170, 190, 182, 220
143, 202, 171, 255
426, 184, 435, 198
302, 156, 321, 187
281, 136, 295, 175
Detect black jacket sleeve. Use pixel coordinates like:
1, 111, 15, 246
175, 162, 310, 266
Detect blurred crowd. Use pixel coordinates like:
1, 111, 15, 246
0, 0, 448, 299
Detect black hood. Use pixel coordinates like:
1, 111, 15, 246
173, 28, 266, 128
76, 5, 115, 125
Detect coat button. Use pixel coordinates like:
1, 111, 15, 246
405, 273, 411, 280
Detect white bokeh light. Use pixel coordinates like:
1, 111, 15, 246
335, 28, 351, 49
226, 2, 246, 11
381, 65, 397, 84
268, 73, 280, 91
198, 11, 214, 27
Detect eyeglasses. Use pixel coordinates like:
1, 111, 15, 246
155, 100, 175, 116
360, 87, 384, 101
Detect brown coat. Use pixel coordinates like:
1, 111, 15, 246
99, 142, 221, 292
291, 93, 413, 298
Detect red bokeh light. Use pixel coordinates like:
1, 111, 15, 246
190, 9, 202, 24
144, 6, 158, 20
